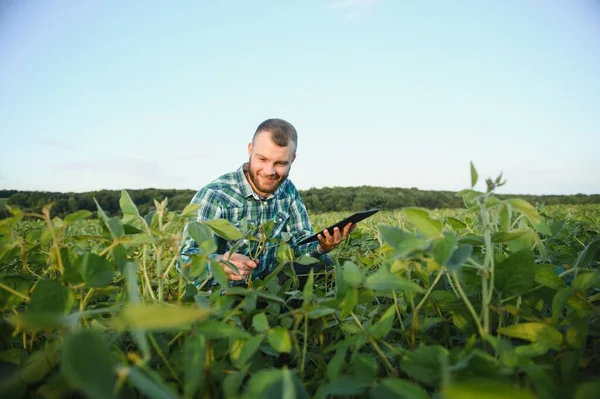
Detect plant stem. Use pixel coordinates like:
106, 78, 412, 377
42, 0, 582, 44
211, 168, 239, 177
451, 271, 485, 338
0, 282, 30, 302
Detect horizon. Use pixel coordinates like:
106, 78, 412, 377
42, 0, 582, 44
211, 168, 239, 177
1, 1, 599, 196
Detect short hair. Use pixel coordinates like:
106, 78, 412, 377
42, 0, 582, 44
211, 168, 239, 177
253, 118, 297, 151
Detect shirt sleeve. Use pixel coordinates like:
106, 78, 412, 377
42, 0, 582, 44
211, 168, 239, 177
286, 187, 320, 257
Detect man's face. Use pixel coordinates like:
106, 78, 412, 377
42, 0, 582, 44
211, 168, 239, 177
246, 131, 296, 197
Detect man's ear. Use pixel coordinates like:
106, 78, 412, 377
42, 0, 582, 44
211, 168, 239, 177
247, 142, 253, 157
291, 153, 296, 164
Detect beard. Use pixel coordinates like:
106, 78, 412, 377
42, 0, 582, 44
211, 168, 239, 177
246, 160, 289, 196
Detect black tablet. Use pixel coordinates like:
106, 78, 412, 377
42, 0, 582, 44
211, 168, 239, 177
297, 209, 380, 245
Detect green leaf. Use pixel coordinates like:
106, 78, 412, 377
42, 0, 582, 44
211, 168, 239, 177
209, 259, 229, 287
446, 245, 473, 271
77, 252, 114, 288
119, 190, 140, 217
307, 307, 336, 319
126, 367, 178, 399
181, 203, 202, 218
534, 264, 565, 290
365, 268, 424, 294
572, 271, 600, 292
340, 287, 358, 319
343, 261, 363, 287
499, 203, 512, 232
64, 210, 92, 224
368, 306, 395, 339
235, 334, 264, 367
446, 217, 466, 230
119, 303, 211, 331
495, 250, 535, 297
572, 237, 600, 269
369, 378, 429, 399
187, 222, 214, 247
458, 234, 485, 246
204, 219, 242, 240
506, 199, 540, 224
0, 274, 34, 310
243, 369, 308, 399
184, 334, 206, 399
444, 378, 536, 399
61, 330, 117, 399
470, 161, 478, 188
252, 313, 270, 333
107, 217, 124, 238
433, 231, 457, 266
574, 381, 600, 399
552, 287, 575, 324
498, 323, 563, 350
400, 345, 448, 387
325, 377, 369, 396
520, 364, 557, 399
327, 349, 346, 380
303, 269, 314, 302
267, 327, 291, 353
28, 280, 73, 314
492, 229, 529, 243
378, 225, 430, 257
195, 320, 250, 339
403, 207, 443, 238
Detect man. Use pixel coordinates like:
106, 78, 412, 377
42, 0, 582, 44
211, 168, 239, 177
181, 118, 353, 287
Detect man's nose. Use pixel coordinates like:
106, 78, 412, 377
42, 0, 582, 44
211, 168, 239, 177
264, 163, 276, 175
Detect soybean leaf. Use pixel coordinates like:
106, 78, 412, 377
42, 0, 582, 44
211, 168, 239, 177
498, 323, 563, 350
119, 304, 211, 331
64, 210, 92, 224
400, 345, 448, 387
534, 264, 565, 290
369, 378, 429, 399
184, 335, 206, 399
28, 280, 73, 314
444, 378, 536, 399
495, 250, 535, 297
204, 219, 242, 241
252, 313, 270, 333
403, 207, 443, 238
119, 190, 140, 217
446, 245, 473, 271
572, 271, 600, 292
235, 334, 264, 367
127, 367, 178, 399
552, 287, 575, 324
572, 238, 600, 269
77, 253, 114, 288
267, 327, 291, 353
61, 330, 117, 399
181, 203, 202, 218
368, 306, 395, 339
343, 261, 363, 287
470, 161, 478, 188
325, 377, 369, 396
365, 268, 424, 294
506, 199, 541, 224
492, 229, 529, 243
433, 232, 457, 266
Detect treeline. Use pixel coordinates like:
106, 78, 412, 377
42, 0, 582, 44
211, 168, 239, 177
1, 187, 599, 219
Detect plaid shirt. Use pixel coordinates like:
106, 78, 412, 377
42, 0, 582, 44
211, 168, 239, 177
181, 163, 320, 281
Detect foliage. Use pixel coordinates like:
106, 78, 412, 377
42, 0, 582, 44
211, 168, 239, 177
2, 185, 600, 220
1, 166, 599, 398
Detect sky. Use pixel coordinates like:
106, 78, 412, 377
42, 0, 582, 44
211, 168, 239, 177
0, 0, 599, 196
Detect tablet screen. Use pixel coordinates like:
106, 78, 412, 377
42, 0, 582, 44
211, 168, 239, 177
297, 208, 380, 245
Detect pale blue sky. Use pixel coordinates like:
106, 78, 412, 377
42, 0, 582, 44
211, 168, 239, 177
1, 0, 599, 195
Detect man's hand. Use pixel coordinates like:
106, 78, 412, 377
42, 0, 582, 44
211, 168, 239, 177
317, 222, 355, 254
216, 253, 258, 281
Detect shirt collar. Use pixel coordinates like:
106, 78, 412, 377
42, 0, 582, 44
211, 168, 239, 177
237, 163, 279, 201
